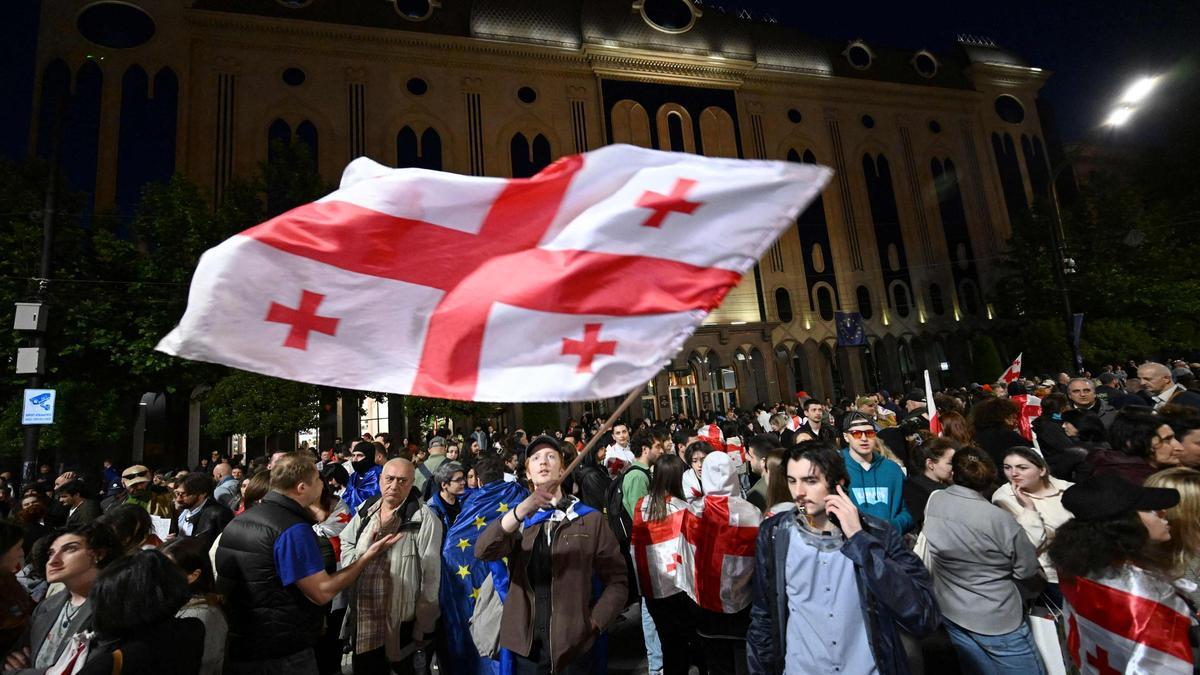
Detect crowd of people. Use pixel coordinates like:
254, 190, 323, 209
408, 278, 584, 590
0, 359, 1197, 674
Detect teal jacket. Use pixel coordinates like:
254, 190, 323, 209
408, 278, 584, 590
840, 448, 914, 535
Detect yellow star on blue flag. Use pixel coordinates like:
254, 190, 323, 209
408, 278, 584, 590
456, 538, 470, 552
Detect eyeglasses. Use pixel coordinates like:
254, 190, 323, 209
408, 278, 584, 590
847, 429, 877, 439
172, 490, 188, 497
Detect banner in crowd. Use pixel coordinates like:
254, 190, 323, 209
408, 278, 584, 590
157, 145, 831, 402
835, 311, 866, 347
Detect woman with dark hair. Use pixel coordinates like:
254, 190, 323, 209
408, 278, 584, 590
904, 436, 958, 532
1085, 407, 1182, 485
0, 520, 33, 655
969, 397, 1031, 469
992, 447, 1074, 604
94, 503, 153, 557
1048, 474, 1195, 672
937, 411, 973, 448
922, 447, 1045, 673
162, 537, 227, 675
573, 440, 611, 511
76, 550, 204, 675
633, 454, 698, 675
680, 442, 709, 503
236, 471, 272, 515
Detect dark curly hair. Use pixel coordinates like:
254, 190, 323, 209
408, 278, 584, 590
1108, 407, 1161, 459
1048, 512, 1152, 579
968, 397, 1021, 432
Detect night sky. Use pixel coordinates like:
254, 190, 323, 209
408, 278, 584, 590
1, 0, 1195, 160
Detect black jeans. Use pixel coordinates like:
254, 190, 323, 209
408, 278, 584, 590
645, 592, 701, 675
511, 640, 594, 675
351, 646, 417, 675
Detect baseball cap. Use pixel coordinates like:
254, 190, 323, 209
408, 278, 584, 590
427, 436, 447, 450
121, 465, 151, 488
524, 434, 563, 459
841, 411, 876, 430
1062, 474, 1179, 521
905, 389, 926, 403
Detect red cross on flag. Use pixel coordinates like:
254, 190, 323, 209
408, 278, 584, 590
157, 145, 831, 401
630, 452, 760, 612
998, 353, 1023, 384
1061, 568, 1194, 674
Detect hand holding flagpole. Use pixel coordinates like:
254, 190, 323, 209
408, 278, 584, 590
554, 383, 646, 488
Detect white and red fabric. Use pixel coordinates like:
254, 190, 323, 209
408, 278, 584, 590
1061, 566, 1196, 674
1010, 393, 1042, 442
157, 145, 831, 401
630, 452, 760, 612
697, 422, 725, 452
998, 353, 1023, 385
923, 369, 941, 436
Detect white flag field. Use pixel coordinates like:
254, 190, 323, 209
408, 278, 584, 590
157, 145, 832, 402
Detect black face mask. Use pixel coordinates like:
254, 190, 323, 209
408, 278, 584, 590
351, 458, 373, 475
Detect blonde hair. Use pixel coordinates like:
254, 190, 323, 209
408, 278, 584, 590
269, 452, 319, 493
1145, 467, 1200, 574
872, 438, 905, 472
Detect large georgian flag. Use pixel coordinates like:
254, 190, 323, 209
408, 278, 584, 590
1061, 569, 1196, 674
157, 145, 831, 401
998, 353, 1022, 384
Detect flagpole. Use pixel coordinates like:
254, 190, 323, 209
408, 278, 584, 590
556, 383, 646, 486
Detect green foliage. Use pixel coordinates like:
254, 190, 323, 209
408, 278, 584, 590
969, 335, 1004, 383
521, 402, 563, 436
203, 370, 319, 440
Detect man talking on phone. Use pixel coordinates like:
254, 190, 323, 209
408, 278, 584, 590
746, 443, 939, 675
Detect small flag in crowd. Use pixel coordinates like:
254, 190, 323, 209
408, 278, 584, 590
998, 353, 1022, 384
923, 369, 941, 436
157, 145, 831, 402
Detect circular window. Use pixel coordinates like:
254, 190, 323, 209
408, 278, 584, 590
281, 68, 306, 87
638, 0, 698, 34
912, 51, 938, 78
394, 0, 436, 21
811, 243, 826, 274
994, 95, 1025, 124
861, 114, 875, 129
406, 77, 428, 96
928, 120, 942, 134
845, 41, 873, 70
77, 2, 156, 49
787, 108, 802, 124
517, 86, 538, 104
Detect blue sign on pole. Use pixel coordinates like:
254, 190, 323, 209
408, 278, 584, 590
22, 389, 56, 425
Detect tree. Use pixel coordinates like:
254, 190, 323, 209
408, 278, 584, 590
203, 370, 319, 453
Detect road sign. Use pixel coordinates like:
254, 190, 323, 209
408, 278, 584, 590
22, 389, 55, 425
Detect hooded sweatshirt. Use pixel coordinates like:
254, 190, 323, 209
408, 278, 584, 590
696, 452, 762, 613
840, 448, 913, 535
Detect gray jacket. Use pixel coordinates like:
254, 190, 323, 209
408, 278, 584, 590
921, 485, 1040, 635
12, 592, 94, 675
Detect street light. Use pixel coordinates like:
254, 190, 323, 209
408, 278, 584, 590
1047, 73, 1160, 373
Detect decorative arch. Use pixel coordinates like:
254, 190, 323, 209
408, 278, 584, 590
396, 125, 443, 170
888, 280, 913, 318
511, 132, 552, 178
379, 109, 456, 169
655, 103, 695, 153
610, 99, 652, 148
698, 106, 736, 158
812, 282, 837, 322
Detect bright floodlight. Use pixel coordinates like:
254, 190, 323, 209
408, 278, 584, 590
1119, 76, 1159, 105
1104, 106, 1135, 126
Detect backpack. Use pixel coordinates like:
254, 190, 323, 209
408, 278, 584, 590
468, 573, 503, 658
416, 463, 434, 499
603, 464, 650, 549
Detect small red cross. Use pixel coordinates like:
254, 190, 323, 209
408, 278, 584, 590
561, 323, 617, 374
636, 178, 702, 228
1086, 646, 1121, 675
687, 496, 758, 610
666, 553, 683, 573
265, 290, 339, 350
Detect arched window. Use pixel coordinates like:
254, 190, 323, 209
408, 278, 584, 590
898, 340, 915, 382
929, 283, 945, 316
747, 348, 770, 405
511, 132, 552, 178
666, 112, 686, 152
891, 283, 911, 318
775, 288, 793, 323
610, 99, 651, 147
396, 126, 442, 170
960, 281, 981, 315
856, 285, 873, 320
791, 350, 806, 396
699, 106, 737, 158
707, 351, 737, 413
815, 286, 835, 322
268, 119, 291, 161
295, 120, 319, 169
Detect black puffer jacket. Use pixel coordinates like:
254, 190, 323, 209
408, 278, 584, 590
216, 492, 325, 661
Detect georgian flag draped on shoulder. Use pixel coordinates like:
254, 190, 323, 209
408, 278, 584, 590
1061, 566, 1197, 674
631, 452, 760, 612
156, 145, 832, 401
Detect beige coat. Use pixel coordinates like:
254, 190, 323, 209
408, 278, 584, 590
338, 498, 443, 660
991, 476, 1074, 583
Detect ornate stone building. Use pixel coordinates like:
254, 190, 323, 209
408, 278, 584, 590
34, 0, 1054, 424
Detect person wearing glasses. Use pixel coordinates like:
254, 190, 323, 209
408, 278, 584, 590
840, 412, 914, 535
339, 458, 444, 675
172, 473, 234, 548
101, 464, 176, 521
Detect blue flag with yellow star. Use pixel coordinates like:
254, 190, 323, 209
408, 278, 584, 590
441, 478, 529, 675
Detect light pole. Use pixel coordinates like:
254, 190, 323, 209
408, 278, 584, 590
1045, 75, 1159, 375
